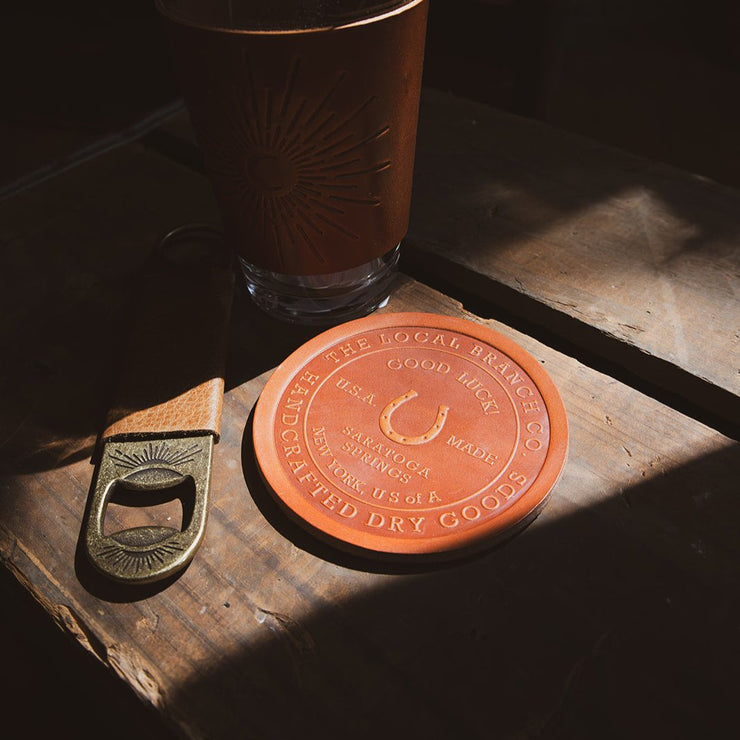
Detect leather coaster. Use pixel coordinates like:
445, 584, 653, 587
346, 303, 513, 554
253, 313, 568, 559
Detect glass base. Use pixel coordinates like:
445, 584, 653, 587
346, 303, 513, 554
240, 245, 400, 326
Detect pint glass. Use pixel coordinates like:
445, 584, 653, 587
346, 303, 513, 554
157, 1, 428, 324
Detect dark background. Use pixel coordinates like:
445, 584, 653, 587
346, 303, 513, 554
4, 0, 740, 192
2, 1, 739, 737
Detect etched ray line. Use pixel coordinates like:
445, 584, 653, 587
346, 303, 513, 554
294, 222, 325, 262
296, 174, 332, 182
297, 180, 358, 192
335, 161, 392, 178
166, 450, 199, 467
275, 197, 326, 262
289, 189, 312, 208
109, 443, 199, 470
280, 71, 349, 157
264, 87, 273, 140
276, 200, 303, 249
267, 197, 287, 269
292, 200, 325, 236
318, 95, 377, 143
327, 126, 390, 160
282, 112, 336, 159
244, 58, 267, 148
170, 442, 201, 460
279, 58, 301, 122
273, 58, 302, 147
110, 450, 143, 469
306, 195, 344, 216
99, 542, 185, 564
269, 123, 282, 151
281, 99, 308, 146
301, 113, 338, 147
304, 71, 347, 128
328, 195, 381, 206
294, 124, 388, 166
227, 91, 260, 152
308, 157, 363, 174
272, 198, 293, 242
313, 211, 359, 240
212, 81, 259, 154
294, 183, 323, 196
259, 193, 268, 237
291, 132, 355, 163
234, 94, 261, 150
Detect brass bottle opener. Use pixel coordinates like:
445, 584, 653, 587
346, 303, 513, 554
83, 225, 233, 584
85, 435, 213, 583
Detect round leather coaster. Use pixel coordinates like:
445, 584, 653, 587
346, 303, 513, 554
253, 313, 568, 559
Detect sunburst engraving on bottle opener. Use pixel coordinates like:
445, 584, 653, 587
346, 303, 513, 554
108, 441, 201, 488
204, 56, 390, 269
85, 435, 214, 584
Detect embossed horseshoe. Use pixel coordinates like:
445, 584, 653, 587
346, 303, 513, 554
379, 390, 449, 446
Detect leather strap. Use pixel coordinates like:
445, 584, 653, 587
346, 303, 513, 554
102, 228, 233, 442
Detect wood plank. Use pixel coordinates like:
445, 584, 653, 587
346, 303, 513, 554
406, 88, 740, 424
0, 564, 176, 740
0, 144, 219, 474
154, 89, 740, 428
1, 145, 738, 738
0, 103, 185, 201
1, 4, 179, 197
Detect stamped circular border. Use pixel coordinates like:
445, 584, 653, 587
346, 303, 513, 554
253, 312, 568, 559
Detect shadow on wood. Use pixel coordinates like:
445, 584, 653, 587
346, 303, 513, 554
166, 442, 740, 739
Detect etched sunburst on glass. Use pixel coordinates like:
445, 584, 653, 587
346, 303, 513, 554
205, 58, 391, 269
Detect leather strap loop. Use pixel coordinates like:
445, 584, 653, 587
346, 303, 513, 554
102, 227, 233, 442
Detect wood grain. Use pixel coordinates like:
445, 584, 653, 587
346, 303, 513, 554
1, 144, 738, 739
155, 88, 740, 427
407, 89, 740, 423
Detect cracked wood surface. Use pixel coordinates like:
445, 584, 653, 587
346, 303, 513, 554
1, 141, 739, 738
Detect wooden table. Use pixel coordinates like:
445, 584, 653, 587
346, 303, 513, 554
2, 88, 738, 739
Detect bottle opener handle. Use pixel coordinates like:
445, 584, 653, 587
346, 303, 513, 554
85, 434, 214, 583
